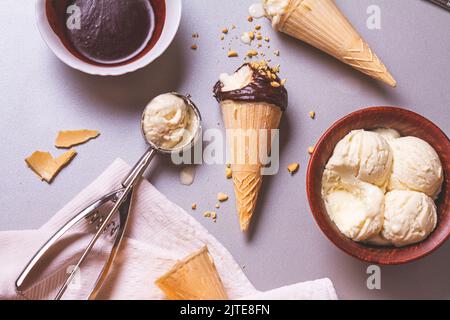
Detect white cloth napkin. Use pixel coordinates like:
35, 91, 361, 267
0, 159, 337, 300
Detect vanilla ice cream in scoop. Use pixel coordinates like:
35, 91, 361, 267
142, 93, 199, 150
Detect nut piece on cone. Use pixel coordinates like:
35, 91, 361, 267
263, 0, 396, 87
155, 247, 228, 300
213, 61, 288, 231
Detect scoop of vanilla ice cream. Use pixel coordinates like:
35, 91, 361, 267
382, 190, 437, 247
219, 65, 253, 91
262, 0, 290, 28
388, 137, 443, 199
322, 170, 384, 242
326, 130, 393, 189
143, 93, 195, 150
372, 128, 400, 141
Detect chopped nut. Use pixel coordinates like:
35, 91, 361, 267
227, 50, 238, 57
248, 16, 253, 22
308, 146, 315, 154
231, 24, 236, 29
191, 203, 197, 210
287, 163, 300, 174
264, 37, 270, 42
309, 111, 316, 119
248, 31, 255, 40
215, 203, 220, 209
255, 25, 261, 30
226, 167, 233, 179
190, 44, 198, 50
211, 212, 217, 220
220, 35, 225, 40
203, 211, 212, 218
222, 28, 229, 34
274, 50, 280, 56
217, 193, 229, 202
247, 50, 258, 58
256, 34, 263, 40
280, 79, 287, 86
271, 81, 280, 87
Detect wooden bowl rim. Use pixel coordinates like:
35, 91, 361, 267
306, 106, 450, 265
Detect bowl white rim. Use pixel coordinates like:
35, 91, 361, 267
35, 0, 182, 76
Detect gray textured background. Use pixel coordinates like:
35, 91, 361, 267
1, 0, 449, 299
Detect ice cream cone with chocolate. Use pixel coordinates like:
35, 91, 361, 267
214, 61, 288, 231
262, 0, 396, 87
155, 247, 228, 300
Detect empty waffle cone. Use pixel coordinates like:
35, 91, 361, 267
221, 100, 283, 231
155, 247, 228, 300
276, 0, 396, 87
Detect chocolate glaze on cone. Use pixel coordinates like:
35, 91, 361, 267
221, 101, 282, 231
155, 247, 228, 300
276, 0, 396, 87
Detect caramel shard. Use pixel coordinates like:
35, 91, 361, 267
155, 247, 228, 300
25, 150, 77, 183
287, 163, 300, 174
55, 130, 100, 148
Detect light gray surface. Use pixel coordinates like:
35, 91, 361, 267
1, 0, 449, 299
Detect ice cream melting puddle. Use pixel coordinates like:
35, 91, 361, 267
180, 165, 196, 186
249, 2, 266, 19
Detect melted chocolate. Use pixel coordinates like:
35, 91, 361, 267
213, 64, 288, 111
46, 0, 166, 66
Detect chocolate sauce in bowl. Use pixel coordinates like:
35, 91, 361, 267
46, 0, 166, 66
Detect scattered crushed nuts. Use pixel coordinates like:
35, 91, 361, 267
255, 25, 261, 30
287, 163, 300, 174
222, 28, 229, 34
247, 50, 258, 58
203, 211, 212, 218
226, 167, 233, 179
271, 81, 280, 87
190, 44, 198, 50
215, 203, 220, 209
248, 16, 253, 22
309, 111, 316, 119
274, 50, 280, 56
308, 146, 315, 154
217, 192, 229, 202
191, 203, 197, 210
227, 50, 238, 57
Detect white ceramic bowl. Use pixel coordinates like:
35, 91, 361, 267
35, 0, 182, 76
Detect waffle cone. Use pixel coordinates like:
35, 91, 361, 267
155, 247, 228, 300
221, 100, 282, 231
277, 0, 396, 87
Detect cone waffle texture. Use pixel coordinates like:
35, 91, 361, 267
277, 0, 396, 87
155, 246, 228, 300
221, 100, 282, 231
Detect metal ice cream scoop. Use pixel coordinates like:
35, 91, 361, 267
16, 93, 202, 300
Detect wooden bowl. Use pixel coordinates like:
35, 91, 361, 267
306, 107, 450, 265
